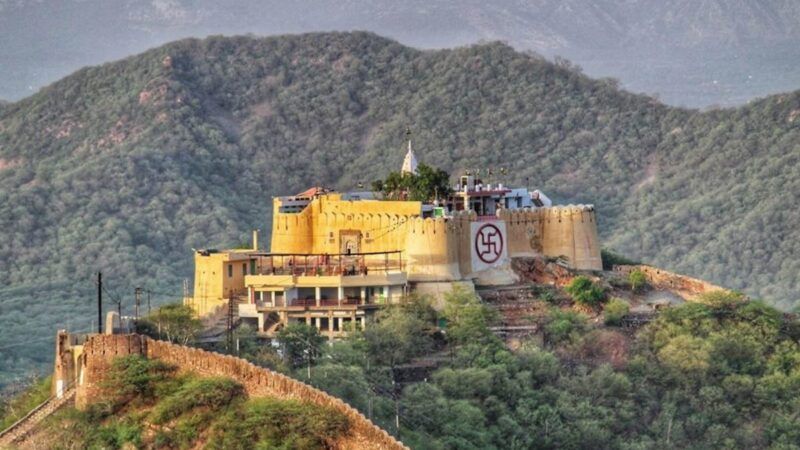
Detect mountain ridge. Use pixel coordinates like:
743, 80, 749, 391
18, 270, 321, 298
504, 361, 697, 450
1, 31, 799, 385
3, 1, 800, 106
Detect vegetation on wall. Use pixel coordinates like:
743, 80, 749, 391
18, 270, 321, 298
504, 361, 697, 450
38, 355, 350, 449
2, 31, 800, 385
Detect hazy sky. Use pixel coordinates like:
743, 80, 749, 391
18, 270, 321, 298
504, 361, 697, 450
2, 0, 799, 107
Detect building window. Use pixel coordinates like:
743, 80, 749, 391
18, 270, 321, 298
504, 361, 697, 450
228, 264, 233, 278
243, 263, 247, 276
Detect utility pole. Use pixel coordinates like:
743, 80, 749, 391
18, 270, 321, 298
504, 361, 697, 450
97, 272, 102, 334
226, 295, 235, 353
134, 287, 142, 322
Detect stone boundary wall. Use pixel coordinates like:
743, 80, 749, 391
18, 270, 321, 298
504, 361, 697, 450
613, 264, 729, 300
145, 338, 408, 450
75, 334, 147, 408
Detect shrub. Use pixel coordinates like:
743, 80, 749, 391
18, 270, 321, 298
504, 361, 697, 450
539, 288, 558, 304
102, 355, 175, 403
544, 309, 587, 345
628, 270, 647, 293
149, 377, 245, 425
604, 298, 630, 326
565, 276, 606, 307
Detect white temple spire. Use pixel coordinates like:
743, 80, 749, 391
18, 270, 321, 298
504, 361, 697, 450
401, 128, 419, 174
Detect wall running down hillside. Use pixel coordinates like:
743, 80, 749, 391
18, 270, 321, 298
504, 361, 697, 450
70, 334, 407, 450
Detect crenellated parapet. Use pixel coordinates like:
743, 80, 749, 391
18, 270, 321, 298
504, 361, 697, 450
498, 205, 601, 271
271, 198, 314, 254
404, 216, 462, 281
267, 194, 601, 288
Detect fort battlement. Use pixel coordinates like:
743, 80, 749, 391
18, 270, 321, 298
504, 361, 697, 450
57, 333, 407, 450
270, 195, 602, 281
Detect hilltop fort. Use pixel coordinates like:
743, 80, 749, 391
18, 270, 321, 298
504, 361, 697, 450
186, 136, 602, 336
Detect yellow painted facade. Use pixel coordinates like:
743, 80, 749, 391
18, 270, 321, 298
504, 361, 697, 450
187, 193, 602, 326
270, 194, 602, 281
189, 250, 254, 316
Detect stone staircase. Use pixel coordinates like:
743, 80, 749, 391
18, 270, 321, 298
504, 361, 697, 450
0, 388, 76, 448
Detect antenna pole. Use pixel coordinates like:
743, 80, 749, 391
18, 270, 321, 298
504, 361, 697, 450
97, 272, 102, 334
134, 287, 142, 322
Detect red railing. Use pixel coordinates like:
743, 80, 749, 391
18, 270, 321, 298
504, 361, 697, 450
250, 251, 405, 277
284, 297, 365, 307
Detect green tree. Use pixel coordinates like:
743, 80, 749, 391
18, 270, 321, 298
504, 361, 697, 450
604, 298, 630, 326
372, 163, 451, 202
565, 276, 606, 307
277, 323, 325, 378
543, 308, 587, 346
442, 286, 498, 345
628, 270, 647, 293
137, 304, 202, 345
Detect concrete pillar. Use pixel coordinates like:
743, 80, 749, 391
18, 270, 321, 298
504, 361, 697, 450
328, 312, 334, 337
315, 287, 321, 307
248, 286, 254, 304
270, 291, 276, 307
383, 286, 390, 304
360, 287, 366, 305
257, 314, 265, 332
338, 286, 344, 306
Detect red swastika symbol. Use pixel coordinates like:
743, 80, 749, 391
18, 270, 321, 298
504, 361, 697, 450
475, 223, 504, 264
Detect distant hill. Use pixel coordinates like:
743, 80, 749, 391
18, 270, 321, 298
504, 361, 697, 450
2, 0, 800, 106
1, 32, 800, 385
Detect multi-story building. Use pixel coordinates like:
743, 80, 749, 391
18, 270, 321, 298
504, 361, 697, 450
187, 141, 602, 338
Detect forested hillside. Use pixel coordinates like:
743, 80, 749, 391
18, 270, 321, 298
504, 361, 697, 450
4, 0, 800, 106
1, 32, 799, 385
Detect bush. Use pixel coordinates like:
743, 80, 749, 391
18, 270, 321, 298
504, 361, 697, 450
149, 377, 245, 424
628, 270, 647, 293
565, 276, 606, 307
102, 355, 175, 404
604, 298, 630, 326
544, 309, 587, 345
539, 288, 558, 304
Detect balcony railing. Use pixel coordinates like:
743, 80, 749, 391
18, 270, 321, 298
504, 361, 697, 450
249, 251, 404, 277
256, 297, 373, 308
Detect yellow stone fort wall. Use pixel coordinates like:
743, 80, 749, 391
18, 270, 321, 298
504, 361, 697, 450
404, 217, 461, 281
271, 200, 313, 254
499, 206, 602, 271
267, 196, 602, 283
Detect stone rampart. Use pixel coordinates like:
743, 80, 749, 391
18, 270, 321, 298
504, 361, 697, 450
69, 334, 407, 449
74, 334, 147, 408
499, 205, 602, 271
146, 338, 407, 449
613, 265, 730, 300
